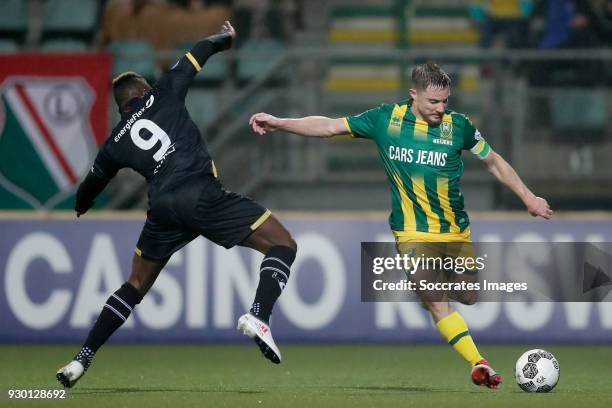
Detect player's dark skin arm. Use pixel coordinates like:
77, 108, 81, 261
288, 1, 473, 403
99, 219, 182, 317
186, 27, 234, 68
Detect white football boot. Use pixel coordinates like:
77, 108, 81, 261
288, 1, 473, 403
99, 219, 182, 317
237, 313, 281, 364
56, 360, 85, 388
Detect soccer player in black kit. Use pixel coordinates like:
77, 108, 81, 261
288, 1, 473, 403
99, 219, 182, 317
56, 21, 296, 388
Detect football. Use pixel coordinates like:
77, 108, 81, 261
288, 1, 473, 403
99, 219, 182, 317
515, 349, 560, 392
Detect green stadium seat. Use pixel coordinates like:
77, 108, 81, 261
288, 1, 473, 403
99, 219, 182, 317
41, 39, 89, 53
329, 4, 397, 45
325, 57, 401, 92
43, 0, 98, 39
410, 3, 480, 46
0, 0, 27, 41
329, 2, 479, 47
237, 39, 287, 82
0, 39, 19, 53
109, 40, 158, 80
185, 90, 219, 129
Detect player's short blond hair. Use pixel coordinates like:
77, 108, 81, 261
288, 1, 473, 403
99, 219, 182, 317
411, 62, 451, 91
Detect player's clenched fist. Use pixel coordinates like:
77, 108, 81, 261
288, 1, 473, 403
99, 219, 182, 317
250, 113, 281, 135
220, 21, 236, 39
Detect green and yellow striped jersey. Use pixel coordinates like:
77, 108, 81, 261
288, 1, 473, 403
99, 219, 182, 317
344, 99, 490, 234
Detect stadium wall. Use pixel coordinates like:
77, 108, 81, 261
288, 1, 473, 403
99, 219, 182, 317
1, 212, 612, 344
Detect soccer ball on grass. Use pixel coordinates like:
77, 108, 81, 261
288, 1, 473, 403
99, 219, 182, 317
515, 349, 560, 393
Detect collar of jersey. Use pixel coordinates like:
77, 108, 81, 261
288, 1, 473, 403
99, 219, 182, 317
121, 96, 142, 114
404, 99, 419, 123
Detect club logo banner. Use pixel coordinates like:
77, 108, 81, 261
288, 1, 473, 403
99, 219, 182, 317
0, 54, 111, 209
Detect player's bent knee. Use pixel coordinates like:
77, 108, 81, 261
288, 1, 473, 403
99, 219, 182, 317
423, 301, 450, 316
286, 235, 297, 252
127, 277, 146, 293
128, 254, 168, 296
268, 232, 297, 253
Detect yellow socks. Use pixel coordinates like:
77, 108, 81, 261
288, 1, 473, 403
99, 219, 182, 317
436, 311, 483, 366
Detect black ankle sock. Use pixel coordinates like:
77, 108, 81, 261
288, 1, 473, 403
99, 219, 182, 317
76, 282, 142, 368
250, 245, 296, 323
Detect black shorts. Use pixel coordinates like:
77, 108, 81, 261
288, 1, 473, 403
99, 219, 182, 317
135, 175, 270, 261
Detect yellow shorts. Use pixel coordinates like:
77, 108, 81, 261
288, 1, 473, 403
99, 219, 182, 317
393, 227, 472, 243
393, 228, 476, 270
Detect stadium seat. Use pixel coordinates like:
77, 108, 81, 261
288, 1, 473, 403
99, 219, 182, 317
43, 0, 99, 40
328, 4, 397, 45
109, 41, 158, 80
237, 39, 288, 82
324, 58, 401, 92
0, 0, 27, 42
185, 90, 219, 129
41, 39, 89, 53
410, 3, 480, 47
0, 39, 19, 53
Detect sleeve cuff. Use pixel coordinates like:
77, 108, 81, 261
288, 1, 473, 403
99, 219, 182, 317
343, 117, 356, 137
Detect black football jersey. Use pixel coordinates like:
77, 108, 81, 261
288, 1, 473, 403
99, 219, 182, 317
91, 55, 214, 197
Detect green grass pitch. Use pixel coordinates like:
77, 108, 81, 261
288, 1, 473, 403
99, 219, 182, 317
1, 344, 611, 408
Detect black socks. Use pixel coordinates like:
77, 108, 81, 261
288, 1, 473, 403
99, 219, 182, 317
250, 246, 296, 323
75, 282, 143, 369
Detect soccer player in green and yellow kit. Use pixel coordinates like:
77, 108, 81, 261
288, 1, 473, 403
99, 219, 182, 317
249, 62, 553, 389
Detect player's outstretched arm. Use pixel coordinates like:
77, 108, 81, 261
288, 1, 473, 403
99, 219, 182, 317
482, 150, 553, 219
167, 21, 235, 99
74, 172, 110, 218
185, 20, 235, 69
249, 113, 349, 138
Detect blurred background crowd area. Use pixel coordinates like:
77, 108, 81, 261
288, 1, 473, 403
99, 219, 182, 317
0, 0, 611, 212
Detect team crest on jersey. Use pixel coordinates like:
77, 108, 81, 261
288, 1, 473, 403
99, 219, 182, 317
440, 120, 453, 139
433, 119, 453, 146
0, 77, 95, 209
